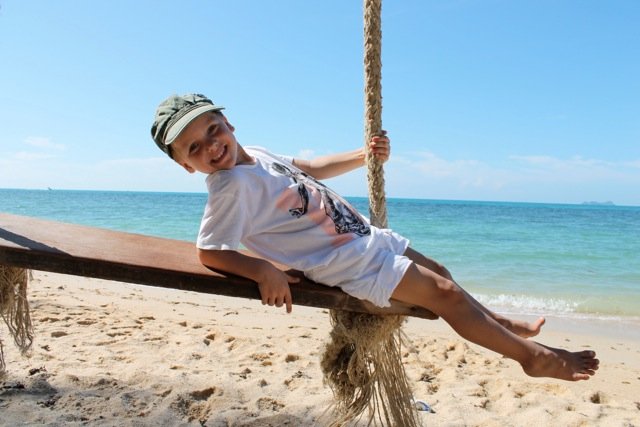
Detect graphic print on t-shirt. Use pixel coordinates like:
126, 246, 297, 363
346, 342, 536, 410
270, 162, 371, 237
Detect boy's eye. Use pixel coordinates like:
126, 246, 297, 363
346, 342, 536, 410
189, 143, 199, 155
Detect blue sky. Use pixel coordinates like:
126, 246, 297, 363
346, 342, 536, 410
1, 0, 639, 205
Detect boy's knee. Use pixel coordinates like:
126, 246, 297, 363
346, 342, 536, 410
436, 263, 453, 280
435, 278, 465, 305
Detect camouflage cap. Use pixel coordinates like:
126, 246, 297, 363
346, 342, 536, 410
151, 93, 224, 158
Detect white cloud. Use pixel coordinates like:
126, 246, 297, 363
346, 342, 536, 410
3, 136, 67, 163
380, 151, 640, 204
24, 136, 66, 151
13, 151, 58, 160
623, 159, 640, 169
510, 154, 612, 170
0, 154, 205, 193
409, 152, 480, 178
509, 155, 558, 166
390, 151, 509, 190
98, 156, 169, 168
87, 156, 205, 192
507, 154, 633, 184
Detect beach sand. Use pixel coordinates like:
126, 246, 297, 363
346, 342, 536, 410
1, 271, 639, 426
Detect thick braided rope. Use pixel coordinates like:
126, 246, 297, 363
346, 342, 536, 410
363, 0, 387, 228
0, 265, 33, 376
361, 1, 417, 424
320, 1, 420, 426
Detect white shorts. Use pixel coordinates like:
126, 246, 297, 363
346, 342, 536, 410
305, 227, 412, 308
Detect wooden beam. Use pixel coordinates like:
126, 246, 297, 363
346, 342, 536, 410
0, 213, 437, 319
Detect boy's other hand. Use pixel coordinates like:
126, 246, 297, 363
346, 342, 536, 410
369, 130, 390, 163
257, 267, 300, 313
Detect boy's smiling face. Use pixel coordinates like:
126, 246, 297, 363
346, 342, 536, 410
170, 112, 253, 174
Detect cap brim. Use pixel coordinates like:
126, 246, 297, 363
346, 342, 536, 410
164, 104, 225, 145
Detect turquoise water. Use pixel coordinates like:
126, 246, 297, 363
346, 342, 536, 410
1, 188, 639, 320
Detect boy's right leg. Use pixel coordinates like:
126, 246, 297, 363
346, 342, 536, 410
391, 262, 598, 381
403, 247, 545, 338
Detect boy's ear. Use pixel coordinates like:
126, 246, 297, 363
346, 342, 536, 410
171, 149, 196, 173
178, 160, 196, 174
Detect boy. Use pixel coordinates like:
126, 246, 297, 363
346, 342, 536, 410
151, 93, 598, 382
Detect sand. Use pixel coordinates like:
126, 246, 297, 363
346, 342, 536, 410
1, 271, 639, 426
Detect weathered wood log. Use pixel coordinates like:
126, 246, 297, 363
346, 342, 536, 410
0, 213, 437, 319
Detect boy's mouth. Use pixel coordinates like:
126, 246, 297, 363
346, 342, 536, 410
211, 145, 227, 164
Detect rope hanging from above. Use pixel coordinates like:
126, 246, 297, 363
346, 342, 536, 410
320, 1, 420, 426
0, 265, 33, 376
363, 0, 387, 229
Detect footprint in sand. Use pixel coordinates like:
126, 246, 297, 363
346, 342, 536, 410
154, 388, 172, 398
251, 353, 274, 366
106, 331, 129, 338
418, 364, 441, 394
476, 399, 490, 409
136, 316, 155, 325
284, 354, 300, 363
40, 316, 71, 323
441, 342, 471, 365
418, 372, 440, 394
256, 397, 285, 412
170, 387, 223, 424
589, 391, 606, 404
94, 339, 118, 346
190, 387, 222, 400
234, 368, 252, 379
203, 332, 217, 346
225, 336, 237, 351
284, 370, 310, 389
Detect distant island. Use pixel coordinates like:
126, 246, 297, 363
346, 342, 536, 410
582, 201, 615, 206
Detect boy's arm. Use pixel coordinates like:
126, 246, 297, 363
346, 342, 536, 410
198, 248, 299, 313
292, 131, 390, 180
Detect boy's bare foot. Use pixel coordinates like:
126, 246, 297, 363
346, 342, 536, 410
521, 345, 599, 381
499, 316, 546, 338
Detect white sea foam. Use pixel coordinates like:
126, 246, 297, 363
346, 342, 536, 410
473, 293, 578, 316
472, 292, 640, 321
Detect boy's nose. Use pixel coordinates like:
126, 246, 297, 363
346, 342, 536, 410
207, 140, 221, 151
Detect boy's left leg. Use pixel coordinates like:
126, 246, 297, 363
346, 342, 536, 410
390, 262, 599, 381
403, 247, 545, 338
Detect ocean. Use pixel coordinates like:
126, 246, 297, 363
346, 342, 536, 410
1, 188, 639, 321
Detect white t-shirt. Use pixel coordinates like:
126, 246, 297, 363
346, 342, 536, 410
197, 146, 413, 307
196, 146, 375, 274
